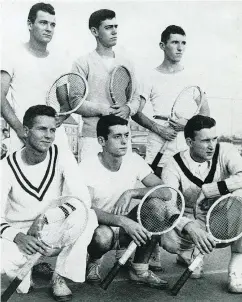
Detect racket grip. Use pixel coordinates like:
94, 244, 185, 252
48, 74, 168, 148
170, 267, 193, 296
100, 241, 137, 290
100, 262, 122, 290
1, 252, 41, 302
171, 253, 203, 296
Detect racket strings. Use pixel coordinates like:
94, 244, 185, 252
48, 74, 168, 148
139, 195, 183, 234
208, 196, 242, 241
172, 86, 202, 120
47, 74, 87, 112
111, 67, 132, 105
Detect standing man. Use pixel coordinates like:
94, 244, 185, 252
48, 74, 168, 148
78, 115, 170, 289
133, 25, 210, 177
1, 105, 98, 301
161, 115, 242, 292
1, 2, 71, 155
71, 9, 140, 160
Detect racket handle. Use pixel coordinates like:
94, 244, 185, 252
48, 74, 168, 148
100, 241, 137, 290
170, 267, 193, 296
171, 253, 203, 296
100, 261, 122, 290
1, 252, 41, 302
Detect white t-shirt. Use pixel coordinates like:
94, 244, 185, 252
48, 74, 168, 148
1, 43, 72, 154
2, 43, 67, 121
142, 68, 207, 167
78, 153, 152, 212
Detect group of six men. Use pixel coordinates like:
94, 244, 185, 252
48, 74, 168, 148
1, 2, 242, 301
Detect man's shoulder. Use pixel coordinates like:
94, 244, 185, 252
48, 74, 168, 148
78, 154, 99, 170
73, 51, 96, 65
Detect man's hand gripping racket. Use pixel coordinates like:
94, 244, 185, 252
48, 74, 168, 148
100, 185, 185, 290
171, 193, 242, 296
151, 86, 203, 171
1, 195, 89, 302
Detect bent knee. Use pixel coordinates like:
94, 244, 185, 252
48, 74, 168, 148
92, 225, 114, 248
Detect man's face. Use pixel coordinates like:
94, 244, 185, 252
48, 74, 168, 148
102, 125, 129, 157
161, 33, 186, 63
25, 115, 56, 153
95, 18, 118, 47
28, 10, 56, 44
187, 127, 218, 162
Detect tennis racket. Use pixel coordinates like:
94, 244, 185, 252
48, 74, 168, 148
46, 73, 88, 115
109, 65, 134, 106
1, 195, 89, 302
171, 193, 242, 296
100, 185, 185, 290
150, 85, 203, 171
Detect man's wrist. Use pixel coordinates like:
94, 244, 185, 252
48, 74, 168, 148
183, 221, 195, 234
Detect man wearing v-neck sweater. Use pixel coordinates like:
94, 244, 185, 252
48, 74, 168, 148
1, 105, 98, 301
71, 9, 140, 161
161, 115, 242, 293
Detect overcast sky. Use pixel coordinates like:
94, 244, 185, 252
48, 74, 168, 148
1, 0, 242, 135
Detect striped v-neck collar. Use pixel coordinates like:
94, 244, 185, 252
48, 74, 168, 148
7, 144, 58, 201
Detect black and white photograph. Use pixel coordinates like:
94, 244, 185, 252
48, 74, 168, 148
1, 1, 242, 301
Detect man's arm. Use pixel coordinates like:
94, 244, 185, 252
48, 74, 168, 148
0, 161, 48, 255
1, 71, 26, 143
162, 162, 216, 254
202, 144, 242, 198
71, 59, 112, 117
93, 207, 151, 246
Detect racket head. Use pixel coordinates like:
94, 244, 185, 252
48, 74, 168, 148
37, 195, 89, 254
46, 73, 88, 116
171, 86, 203, 120
137, 185, 185, 235
109, 65, 133, 106
206, 193, 242, 243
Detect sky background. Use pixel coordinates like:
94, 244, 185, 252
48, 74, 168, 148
1, 0, 242, 136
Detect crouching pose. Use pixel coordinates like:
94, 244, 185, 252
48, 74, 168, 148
79, 115, 171, 289
161, 115, 242, 293
1, 105, 98, 301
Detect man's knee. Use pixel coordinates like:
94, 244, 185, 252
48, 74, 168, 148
90, 225, 114, 250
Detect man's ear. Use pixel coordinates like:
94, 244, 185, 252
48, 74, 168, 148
27, 19, 33, 31
97, 136, 105, 147
159, 41, 165, 51
90, 27, 99, 37
186, 137, 193, 148
23, 125, 29, 138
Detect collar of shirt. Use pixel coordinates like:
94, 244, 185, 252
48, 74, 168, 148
183, 149, 212, 180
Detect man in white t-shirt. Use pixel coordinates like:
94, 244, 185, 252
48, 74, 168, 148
79, 115, 171, 289
71, 9, 140, 160
1, 105, 98, 301
1, 2, 71, 155
133, 25, 210, 177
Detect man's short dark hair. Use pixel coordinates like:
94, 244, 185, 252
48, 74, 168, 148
28, 2, 55, 23
23, 105, 56, 128
97, 115, 128, 140
89, 9, 116, 29
161, 25, 186, 43
184, 115, 216, 140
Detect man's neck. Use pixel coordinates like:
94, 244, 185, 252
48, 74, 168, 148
21, 147, 48, 165
189, 150, 206, 164
96, 43, 115, 58
156, 59, 184, 74
25, 40, 49, 58
98, 151, 122, 172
